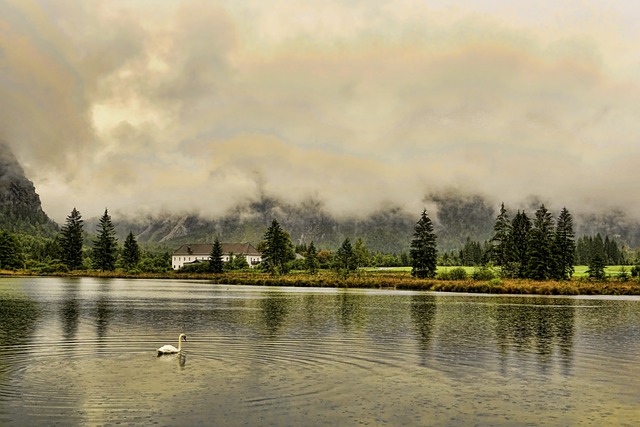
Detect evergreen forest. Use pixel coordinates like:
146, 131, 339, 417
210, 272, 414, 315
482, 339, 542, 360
1, 202, 640, 284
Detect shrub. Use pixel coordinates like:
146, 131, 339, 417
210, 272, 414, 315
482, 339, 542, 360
176, 262, 210, 274
472, 265, 496, 281
489, 278, 502, 286
32, 262, 69, 274
436, 270, 451, 280
499, 262, 520, 279
449, 267, 468, 280
618, 267, 629, 282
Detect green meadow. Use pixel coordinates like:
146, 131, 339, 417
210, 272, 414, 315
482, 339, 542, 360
367, 265, 633, 278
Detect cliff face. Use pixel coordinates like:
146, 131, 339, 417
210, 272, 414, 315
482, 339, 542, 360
0, 142, 57, 234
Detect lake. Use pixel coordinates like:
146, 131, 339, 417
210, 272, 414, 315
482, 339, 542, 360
1, 277, 639, 426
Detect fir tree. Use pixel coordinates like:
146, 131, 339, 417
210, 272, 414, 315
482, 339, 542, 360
410, 210, 438, 279
490, 203, 511, 267
604, 236, 622, 264
508, 210, 531, 278
525, 204, 555, 280
552, 207, 575, 280
122, 231, 141, 271
334, 238, 357, 274
93, 208, 118, 271
60, 207, 84, 270
209, 237, 224, 274
305, 241, 319, 274
593, 234, 605, 265
0, 230, 23, 269
576, 236, 591, 265
353, 238, 370, 268
262, 219, 295, 275
587, 252, 606, 280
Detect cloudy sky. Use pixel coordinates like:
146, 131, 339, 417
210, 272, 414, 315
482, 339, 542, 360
2, 0, 640, 222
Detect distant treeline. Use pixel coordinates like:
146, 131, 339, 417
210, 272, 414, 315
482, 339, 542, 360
439, 233, 625, 267
0, 204, 636, 277
433, 203, 631, 281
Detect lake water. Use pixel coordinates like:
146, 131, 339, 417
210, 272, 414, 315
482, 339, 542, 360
0, 277, 639, 426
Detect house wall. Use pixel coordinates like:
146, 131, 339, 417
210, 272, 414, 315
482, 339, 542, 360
172, 254, 262, 270
172, 255, 210, 270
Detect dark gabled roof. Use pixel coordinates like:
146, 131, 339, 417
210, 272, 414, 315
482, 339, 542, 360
173, 244, 213, 256
173, 243, 261, 256
222, 243, 261, 256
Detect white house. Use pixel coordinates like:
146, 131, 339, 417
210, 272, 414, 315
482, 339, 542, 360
172, 243, 262, 270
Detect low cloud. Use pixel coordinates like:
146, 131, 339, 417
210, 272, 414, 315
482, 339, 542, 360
2, 0, 640, 222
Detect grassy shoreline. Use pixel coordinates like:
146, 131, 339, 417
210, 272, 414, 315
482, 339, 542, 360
2, 269, 640, 296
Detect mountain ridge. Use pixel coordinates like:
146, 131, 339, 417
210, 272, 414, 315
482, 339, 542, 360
0, 142, 58, 235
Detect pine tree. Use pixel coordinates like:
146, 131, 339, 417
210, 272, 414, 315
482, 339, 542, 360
593, 234, 605, 265
576, 236, 591, 265
305, 241, 319, 274
491, 203, 511, 267
353, 238, 370, 268
262, 219, 295, 275
410, 210, 438, 279
508, 210, 531, 278
122, 231, 141, 271
93, 208, 118, 271
603, 236, 621, 265
552, 207, 575, 280
0, 230, 23, 269
525, 204, 555, 280
60, 207, 84, 270
587, 252, 606, 280
209, 237, 224, 274
334, 238, 357, 274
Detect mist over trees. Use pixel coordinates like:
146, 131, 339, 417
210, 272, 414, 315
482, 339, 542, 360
0, 171, 639, 277
80, 191, 640, 267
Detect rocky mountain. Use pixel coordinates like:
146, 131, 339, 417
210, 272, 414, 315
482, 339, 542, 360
108, 192, 640, 254
109, 193, 496, 254
0, 142, 57, 235
110, 198, 418, 253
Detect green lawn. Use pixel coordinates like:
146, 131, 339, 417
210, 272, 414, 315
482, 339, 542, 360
365, 265, 633, 277
573, 265, 631, 277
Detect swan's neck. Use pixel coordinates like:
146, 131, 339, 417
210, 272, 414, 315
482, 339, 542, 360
177, 338, 182, 352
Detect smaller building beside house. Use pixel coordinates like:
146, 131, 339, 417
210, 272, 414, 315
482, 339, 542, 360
172, 243, 262, 270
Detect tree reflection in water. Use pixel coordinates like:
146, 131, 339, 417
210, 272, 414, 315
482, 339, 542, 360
336, 291, 365, 331
95, 280, 112, 342
259, 292, 290, 338
493, 298, 575, 376
60, 280, 80, 341
410, 295, 437, 367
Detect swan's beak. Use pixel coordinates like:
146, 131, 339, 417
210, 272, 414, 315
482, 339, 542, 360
183, 335, 187, 341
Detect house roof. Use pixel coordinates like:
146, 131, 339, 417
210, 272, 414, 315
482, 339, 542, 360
173, 243, 261, 256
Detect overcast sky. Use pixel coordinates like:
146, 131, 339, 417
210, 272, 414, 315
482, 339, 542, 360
2, 0, 640, 222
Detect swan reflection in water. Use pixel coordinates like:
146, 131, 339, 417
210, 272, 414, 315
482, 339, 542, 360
156, 351, 187, 367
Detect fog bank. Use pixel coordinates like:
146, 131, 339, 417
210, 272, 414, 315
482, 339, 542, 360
2, 0, 640, 222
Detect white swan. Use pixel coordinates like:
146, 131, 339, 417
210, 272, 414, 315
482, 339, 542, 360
157, 333, 187, 356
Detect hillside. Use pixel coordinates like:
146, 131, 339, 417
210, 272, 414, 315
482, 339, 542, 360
107, 193, 640, 255
107, 193, 497, 254
0, 142, 58, 235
